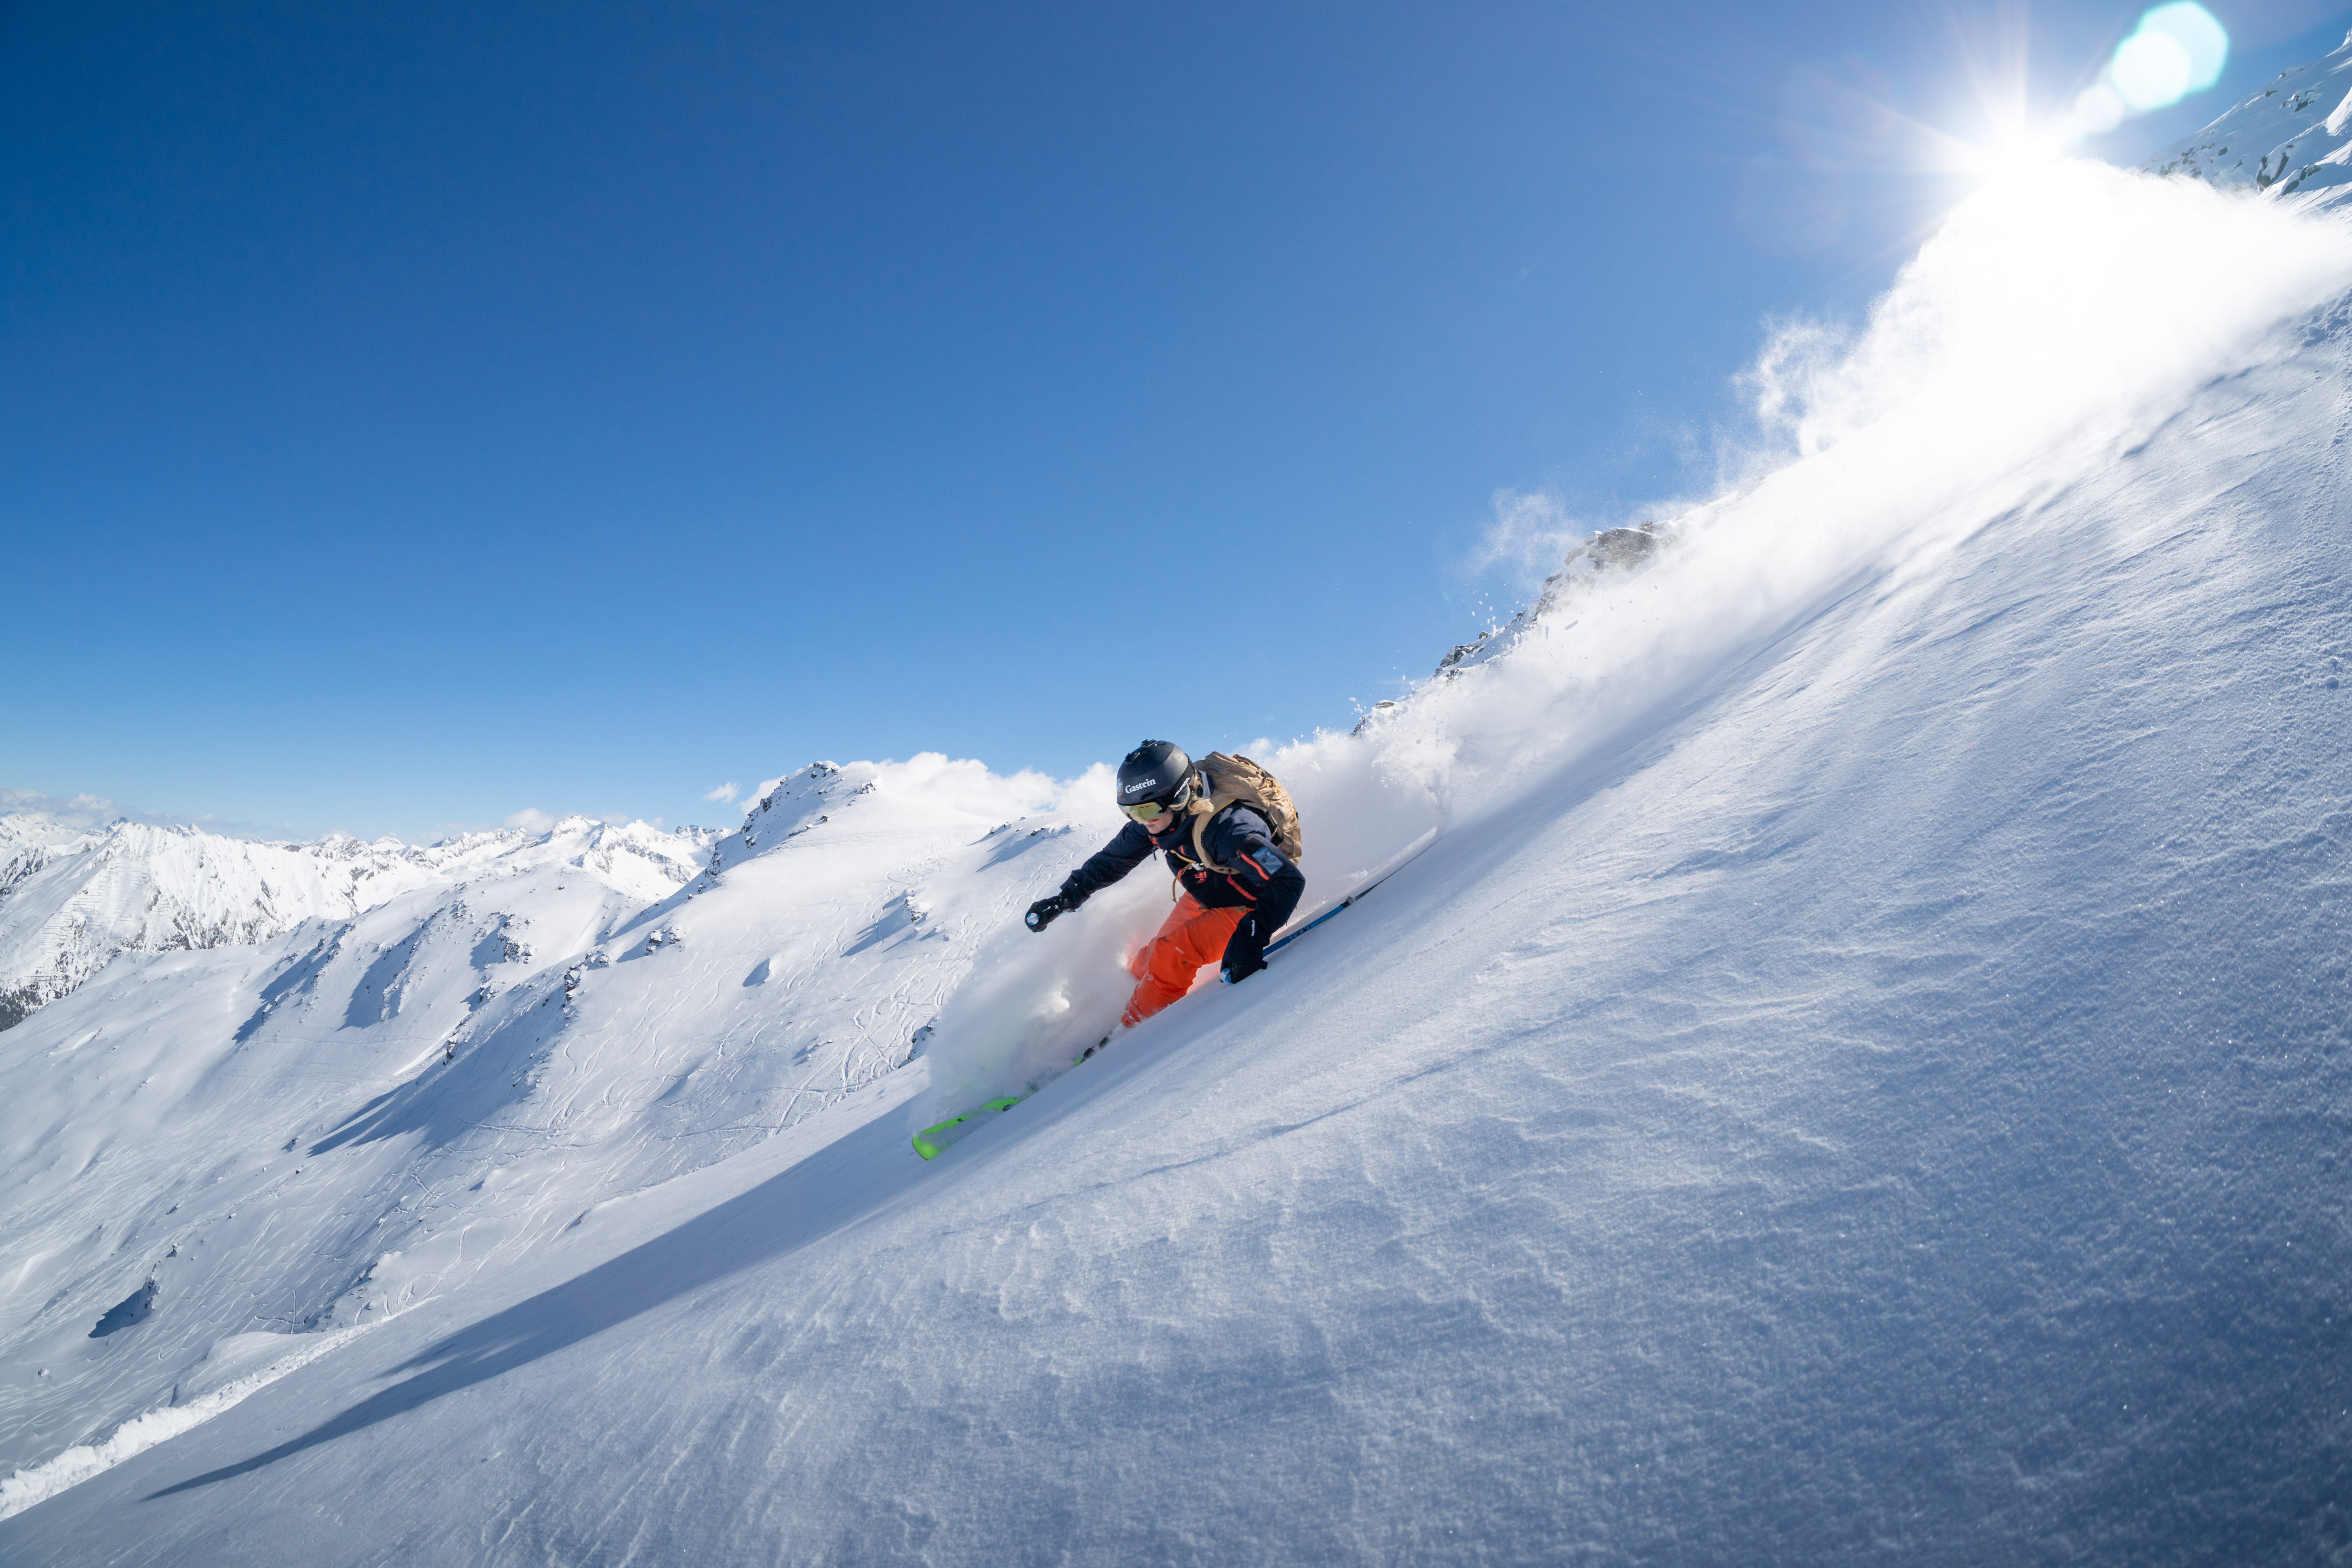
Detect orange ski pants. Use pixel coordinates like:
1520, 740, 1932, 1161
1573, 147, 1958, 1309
1122, 894, 1245, 1027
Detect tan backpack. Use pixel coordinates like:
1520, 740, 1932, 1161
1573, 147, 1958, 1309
1185, 752, 1304, 874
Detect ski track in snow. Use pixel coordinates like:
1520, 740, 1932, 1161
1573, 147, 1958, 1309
3, 133, 2352, 1563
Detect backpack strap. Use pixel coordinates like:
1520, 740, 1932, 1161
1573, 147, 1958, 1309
1187, 795, 1239, 875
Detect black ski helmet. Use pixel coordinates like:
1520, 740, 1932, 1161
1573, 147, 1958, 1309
1116, 740, 1196, 810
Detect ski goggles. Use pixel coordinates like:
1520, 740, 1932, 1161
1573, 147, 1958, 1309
1119, 776, 1196, 823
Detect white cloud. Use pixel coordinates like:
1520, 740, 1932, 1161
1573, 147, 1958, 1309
0, 788, 122, 824
504, 808, 557, 834
0, 788, 283, 840
703, 782, 740, 803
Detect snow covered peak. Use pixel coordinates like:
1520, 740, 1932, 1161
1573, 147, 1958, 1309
739, 759, 855, 833
715, 754, 1089, 877
1408, 518, 1682, 692
0, 816, 99, 901
2143, 29, 2352, 203
534, 816, 711, 902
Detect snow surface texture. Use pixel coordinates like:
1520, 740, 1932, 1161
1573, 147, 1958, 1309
4, 152, 2352, 1561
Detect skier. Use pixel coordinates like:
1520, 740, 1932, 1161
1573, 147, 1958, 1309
1023, 741, 1306, 1028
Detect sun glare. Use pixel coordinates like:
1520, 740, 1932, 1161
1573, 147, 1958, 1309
1939, 2, 2231, 187
1947, 120, 2069, 185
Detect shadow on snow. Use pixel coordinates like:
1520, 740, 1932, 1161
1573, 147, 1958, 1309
147, 1104, 926, 1499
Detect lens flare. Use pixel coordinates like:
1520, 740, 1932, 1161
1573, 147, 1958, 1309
2138, 2, 2229, 92
2065, 2, 2230, 136
2070, 83, 2128, 138
2112, 29, 2195, 111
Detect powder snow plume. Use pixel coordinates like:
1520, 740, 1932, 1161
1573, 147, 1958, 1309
923, 160, 2352, 1114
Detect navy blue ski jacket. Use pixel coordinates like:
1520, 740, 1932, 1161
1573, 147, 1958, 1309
1059, 803, 1305, 934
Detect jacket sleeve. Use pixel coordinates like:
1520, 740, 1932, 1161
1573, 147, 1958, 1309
1205, 807, 1305, 933
1059, 821, 1157, 904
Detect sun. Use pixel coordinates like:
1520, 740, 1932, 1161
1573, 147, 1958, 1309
1929, 3, 2229, 189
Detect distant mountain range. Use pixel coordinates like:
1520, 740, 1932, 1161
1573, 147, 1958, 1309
0, 815, 716, 1031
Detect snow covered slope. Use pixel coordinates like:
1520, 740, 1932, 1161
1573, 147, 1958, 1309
2145, 28, 2352, 202
0, 815, 711, 1031
4, 156, 2351, 1562
0, 761, 1100, 1498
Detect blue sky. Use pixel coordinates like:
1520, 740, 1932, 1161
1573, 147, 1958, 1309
6, 0, 2348, 840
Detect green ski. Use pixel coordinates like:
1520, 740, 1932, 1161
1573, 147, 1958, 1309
912, 1095, 1021, 1160
911, 1033, 1118, 1159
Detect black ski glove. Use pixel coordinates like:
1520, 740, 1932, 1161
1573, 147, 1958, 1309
1220, 912, 1269, 984
1025, 891, 1077, 933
